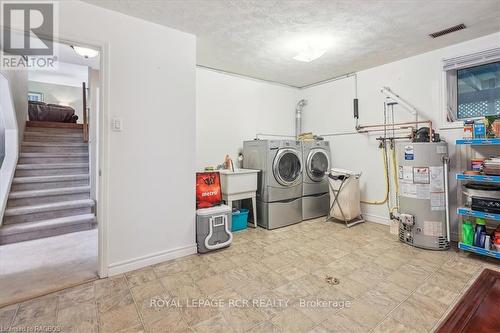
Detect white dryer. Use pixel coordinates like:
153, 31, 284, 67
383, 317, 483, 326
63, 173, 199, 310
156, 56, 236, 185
302, 140, 331, 220
243, 140, 303, 229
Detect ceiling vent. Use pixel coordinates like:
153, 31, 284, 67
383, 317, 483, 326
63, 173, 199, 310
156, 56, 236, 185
429, 24, 466, 38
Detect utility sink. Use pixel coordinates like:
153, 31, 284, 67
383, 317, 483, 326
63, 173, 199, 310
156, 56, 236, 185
219, 169, 259, 196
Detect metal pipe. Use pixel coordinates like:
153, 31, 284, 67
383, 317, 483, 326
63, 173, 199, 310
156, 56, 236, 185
443, 155, 451, 244
358, 120, 433, 142
300, 72, 357, 90
357, 126, 415, 133
380, 87, 419, 120
375, 136, 412, 141
295, 99, 307, 138
256, 133, 295, 139
321, 126, 414, 137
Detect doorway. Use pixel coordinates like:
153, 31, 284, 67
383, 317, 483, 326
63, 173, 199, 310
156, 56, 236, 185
0, 38, 106, 306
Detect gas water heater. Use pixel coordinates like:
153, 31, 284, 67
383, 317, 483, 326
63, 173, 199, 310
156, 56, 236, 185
396, 141, 450, 250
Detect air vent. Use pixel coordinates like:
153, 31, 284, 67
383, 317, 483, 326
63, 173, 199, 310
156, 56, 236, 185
437, 236, 449, 249
429, 24, 466, 38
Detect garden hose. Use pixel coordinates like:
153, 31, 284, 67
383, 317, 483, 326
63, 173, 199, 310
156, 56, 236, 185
390, 144, 399, 213
361, 146, 390, 205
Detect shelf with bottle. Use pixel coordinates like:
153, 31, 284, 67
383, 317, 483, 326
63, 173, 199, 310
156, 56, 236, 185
460, 216, 500, 259
456, 174, 500, 182
456, 138, 500, 145
457, 207, 500, 221
457, 117, 500, 259
458, 242, 500, 259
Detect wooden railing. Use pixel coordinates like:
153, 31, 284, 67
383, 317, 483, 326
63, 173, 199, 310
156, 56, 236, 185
82, 82, 89, 142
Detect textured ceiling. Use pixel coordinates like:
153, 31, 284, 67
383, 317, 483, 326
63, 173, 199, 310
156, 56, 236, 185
84, 0, 500, 87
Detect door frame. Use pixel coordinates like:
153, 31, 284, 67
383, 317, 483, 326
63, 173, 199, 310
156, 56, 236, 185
56, 34, 110, 278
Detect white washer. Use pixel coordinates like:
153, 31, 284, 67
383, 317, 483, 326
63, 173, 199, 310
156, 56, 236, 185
302, 140, 331, 220
243, 140, 303, 229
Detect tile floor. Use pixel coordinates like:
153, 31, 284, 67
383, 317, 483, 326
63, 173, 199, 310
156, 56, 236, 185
0, 229, 98, 306
0, 219, 498, 333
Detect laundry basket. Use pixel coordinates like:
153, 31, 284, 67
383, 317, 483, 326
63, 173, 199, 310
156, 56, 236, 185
328, 168, 363, 226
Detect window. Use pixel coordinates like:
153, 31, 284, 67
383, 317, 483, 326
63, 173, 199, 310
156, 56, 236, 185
443, 48, 500, 122
27, 92, 43, 102
457, 62, 500, 119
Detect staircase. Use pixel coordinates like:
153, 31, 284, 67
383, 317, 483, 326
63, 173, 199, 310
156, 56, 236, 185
0, 121, 96, 244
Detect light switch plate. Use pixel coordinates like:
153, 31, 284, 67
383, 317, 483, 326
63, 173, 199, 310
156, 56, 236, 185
112, 118, 122, 131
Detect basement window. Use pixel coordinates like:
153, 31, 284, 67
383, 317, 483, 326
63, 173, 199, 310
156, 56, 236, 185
28, 92, 43, 102
443, 48, 500, 122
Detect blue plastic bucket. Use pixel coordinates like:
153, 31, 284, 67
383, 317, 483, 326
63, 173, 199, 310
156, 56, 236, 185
231, 209, 249, 232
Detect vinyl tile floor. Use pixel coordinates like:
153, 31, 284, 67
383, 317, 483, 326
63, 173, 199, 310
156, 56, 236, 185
0, 219, 498, 333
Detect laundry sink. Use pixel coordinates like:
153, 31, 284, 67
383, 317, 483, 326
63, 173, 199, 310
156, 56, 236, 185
219, 169, 259, 196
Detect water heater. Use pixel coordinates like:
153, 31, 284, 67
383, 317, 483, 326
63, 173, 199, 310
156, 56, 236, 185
396, 142, 450, 250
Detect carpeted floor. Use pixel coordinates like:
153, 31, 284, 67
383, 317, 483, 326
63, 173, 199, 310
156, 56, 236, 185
0, 229, 98, 307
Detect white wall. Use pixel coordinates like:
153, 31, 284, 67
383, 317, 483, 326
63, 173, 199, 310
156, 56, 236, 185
88, 69, 100, 202
302, 32, 500, 238
58, 1, 196, 274
0, 70, 28, 145
196, 68, 298, 170
28, 81, 84, 122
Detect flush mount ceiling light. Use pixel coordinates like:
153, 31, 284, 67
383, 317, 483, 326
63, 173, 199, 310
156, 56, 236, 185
71, 45, 99, 59
289, 35, 333, 63
293, 46, 327, 62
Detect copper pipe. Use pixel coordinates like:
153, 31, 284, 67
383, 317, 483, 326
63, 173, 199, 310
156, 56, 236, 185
357, 120, 433, 142
357, 126, 414, 133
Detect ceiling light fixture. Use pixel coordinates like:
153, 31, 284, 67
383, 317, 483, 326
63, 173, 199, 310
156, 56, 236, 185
71, 45, 99, 59
293, 46, 327, 63
288, 35, 333, 63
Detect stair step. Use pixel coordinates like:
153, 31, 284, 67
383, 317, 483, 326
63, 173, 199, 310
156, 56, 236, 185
11, 174, 89, 191
24, 132, 84, 142
16, 163, 88, 170
4, 199, 94, 224
13, 174, 89, 184
21, 142, 88, 154
8, 186, 91, 207
5, 199, 94, 216
0, 214, 96, 244
20, 153, 89, 158
22, 142, 88, 147
25, 128, 83, 136
9, 186, 91, 199
15, 163, 89, 176
26, 121, 83, 129
19, 152, 89, 164
24, 131, 83, 138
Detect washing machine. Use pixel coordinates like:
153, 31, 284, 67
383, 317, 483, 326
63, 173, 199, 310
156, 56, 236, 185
243, 140, 303, 229
302, 140, 331, 220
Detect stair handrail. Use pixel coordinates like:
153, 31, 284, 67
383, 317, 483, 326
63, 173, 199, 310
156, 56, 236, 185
0, 73, 19, 226
82, 82, 88, 143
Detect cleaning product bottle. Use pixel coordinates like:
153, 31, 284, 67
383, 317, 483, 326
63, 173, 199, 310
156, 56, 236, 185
474, 218, 486, 247
462, 220, 474, 246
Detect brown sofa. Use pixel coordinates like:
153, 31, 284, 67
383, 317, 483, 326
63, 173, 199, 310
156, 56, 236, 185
28, 101, 78, 123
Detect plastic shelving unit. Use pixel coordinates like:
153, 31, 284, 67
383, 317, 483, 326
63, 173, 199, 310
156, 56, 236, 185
458, 243, 500, 259
456, 138, 500, 259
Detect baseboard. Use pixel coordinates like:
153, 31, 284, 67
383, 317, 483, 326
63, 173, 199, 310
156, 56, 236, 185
361, 212, 390, 225
108, 244, 197, 276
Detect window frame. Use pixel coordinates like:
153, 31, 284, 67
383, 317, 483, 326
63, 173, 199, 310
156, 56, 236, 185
441, 47, 500, 129
27, 91, 44, 102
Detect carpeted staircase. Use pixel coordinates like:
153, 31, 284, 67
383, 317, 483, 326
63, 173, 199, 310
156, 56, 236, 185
0, 121, 96, 244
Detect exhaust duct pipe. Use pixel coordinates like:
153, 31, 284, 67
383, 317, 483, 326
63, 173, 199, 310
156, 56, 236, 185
295, 99, 307, 139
